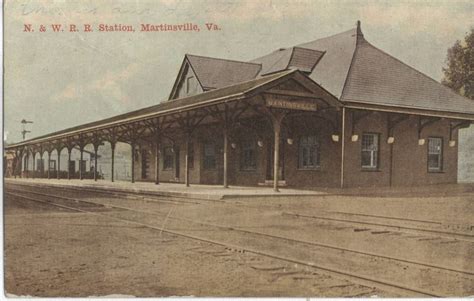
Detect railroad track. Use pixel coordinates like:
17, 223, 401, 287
329, 210, 443, 225
6, 187, 474, 297
6, 182, 207, 206
11, 183, 473, 242
282, 212, 474, 243
7, 187, 473, 275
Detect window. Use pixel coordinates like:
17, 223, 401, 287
37, 159, 44, 172
298, 136, 321, 169
68, 161, 75, 173
361, 133, 379, 169
188, 143, 194, 169
79, 160, 86, 172
49, 160, 56, 171
203, 143, 216, 170
240, 139, 257, 170
163, 146, 174, 170
428, 137, 443, 172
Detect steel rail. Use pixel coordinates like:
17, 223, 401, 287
283, 212, 474, 242
7, 182, 221, 204
7, 187, 474, 276
5, 190, 443, 297
328, 210, 442, 225
10, 184, 471, 242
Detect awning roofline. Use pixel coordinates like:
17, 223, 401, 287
6, 70, 341, 149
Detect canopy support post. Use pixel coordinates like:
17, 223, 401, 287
111, 142, 116, 182
67, 149, 71, 180
155, 136, 160, 185
57, 148, 61, 180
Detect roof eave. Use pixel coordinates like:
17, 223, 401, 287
5, 92, 247, 149
343, 100, 474, 121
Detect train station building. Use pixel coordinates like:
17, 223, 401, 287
5, 22, 474, 190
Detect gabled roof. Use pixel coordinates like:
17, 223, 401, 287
168, 54, 262, 100
186, 54, 261, 90
250, 22, 474, 116
251, 47, 325, 76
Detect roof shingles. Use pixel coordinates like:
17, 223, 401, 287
186, 54, 261, 89
341, 38, 474, 114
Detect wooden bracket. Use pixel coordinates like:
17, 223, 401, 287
387, 113, 409, 137
351, 110, 372, 135
55, 142, 64, 154
104, 127, 121, 146
76, 134, 88, 151
449, 120, 471, 140
282, 116, 295, 140
284, 111, 339, 135
418, 116, 441, 138
235, 120, 265, 142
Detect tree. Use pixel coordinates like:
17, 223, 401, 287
442, 28, 474, 100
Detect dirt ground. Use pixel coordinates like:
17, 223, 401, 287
4, 194, 389, 297
4, 182, 474, 297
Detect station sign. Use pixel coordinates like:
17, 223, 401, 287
265, 98, 318, 111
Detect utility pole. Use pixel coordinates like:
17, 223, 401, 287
21, 119, 33, 140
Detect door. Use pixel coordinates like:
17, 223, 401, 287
266, 140, 285, 181
68, 161, 75, 175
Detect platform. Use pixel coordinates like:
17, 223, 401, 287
4, 178, 327, 200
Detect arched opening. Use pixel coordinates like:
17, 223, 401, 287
21, 152, 29, 176
26, 151, 35, 178
82, 143, 96, 180
96, 141, 131, 182
29, 151, 38, 178
69, 146, 81, 179
36, 150, 47, 178
48, 149, 59, 179
114, 142, 132, 182
57, 146, 68, 178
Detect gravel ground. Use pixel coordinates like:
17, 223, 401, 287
5, 182, 474, 297
4, 193, 390, 297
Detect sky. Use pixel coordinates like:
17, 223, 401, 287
3, 0, 474, 143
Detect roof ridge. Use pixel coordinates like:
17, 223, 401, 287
292, 46, 325, 53
297, 27, 356, 48
210, 69, 295, 91
340, 24, 361, 100
360, 40, 472, 102
175, 69, 295, 98
259, 48, 292, 76
252, 27, 355, 64
185, 53, 262, 67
